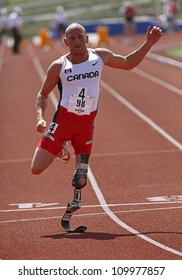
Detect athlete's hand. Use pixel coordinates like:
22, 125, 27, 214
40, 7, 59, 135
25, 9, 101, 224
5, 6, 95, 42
146, 26, 163, 45
36, 119, 46, 133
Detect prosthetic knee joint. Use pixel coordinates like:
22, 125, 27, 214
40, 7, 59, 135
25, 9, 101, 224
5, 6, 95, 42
72, 168, 88, 190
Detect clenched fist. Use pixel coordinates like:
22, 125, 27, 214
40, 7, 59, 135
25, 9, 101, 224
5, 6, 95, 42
36, 119, 46, 133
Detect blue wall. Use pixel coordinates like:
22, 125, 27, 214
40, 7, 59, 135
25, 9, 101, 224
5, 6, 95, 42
51, 19, 182, 38
84, 19, 182, 35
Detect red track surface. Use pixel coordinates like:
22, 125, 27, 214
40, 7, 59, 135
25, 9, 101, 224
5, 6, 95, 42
0, 32, 182, 260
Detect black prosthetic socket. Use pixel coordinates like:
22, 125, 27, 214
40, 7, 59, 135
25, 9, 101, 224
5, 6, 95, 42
72, 169, 88, 190
80, 154, 89, 164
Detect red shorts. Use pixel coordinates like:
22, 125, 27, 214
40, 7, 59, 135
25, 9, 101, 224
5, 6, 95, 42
38, 106, 97, 155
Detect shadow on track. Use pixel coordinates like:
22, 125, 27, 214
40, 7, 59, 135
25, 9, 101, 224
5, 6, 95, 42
41, 231, 182, 240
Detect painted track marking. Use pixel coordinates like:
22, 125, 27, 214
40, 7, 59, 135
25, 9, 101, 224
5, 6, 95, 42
110, 38, 182, 95
0, 148, 180, 164
101, 80, 182, 150
111, 37, 182, 69
132, 68, 182, 96
27, 43, 182, 257
88, 166, 182, 257
1, 205, 182, 224
1, 199, 182, 213
146, 52, 182, 69
0, 44, 5, 71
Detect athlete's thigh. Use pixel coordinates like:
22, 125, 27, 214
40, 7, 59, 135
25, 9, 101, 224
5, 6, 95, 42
31, 147, 56, 174
72, 132, 93, 155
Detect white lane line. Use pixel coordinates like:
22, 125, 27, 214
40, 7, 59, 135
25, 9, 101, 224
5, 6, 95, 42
101, 80, 182, 151
111, 37, 182, 68
0, 44, 5, 71
0, 216, 60, 224
28, 43, 182, 257
1, 200, 182, 213
152, 42, 182, 51
1, 205, 182, 224
132, 68, 182, 96
0, 158, 31, 163
28, 44, 58, 107
0, 148, 179, 164
88, 166, 182, 257
90, 148, 179, 157
110, 38, 182, 95
146, 52, 182, 69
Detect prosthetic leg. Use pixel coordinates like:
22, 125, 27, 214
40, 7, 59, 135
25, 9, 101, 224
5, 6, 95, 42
61, 157, 88, 232
61, 188, 87, 232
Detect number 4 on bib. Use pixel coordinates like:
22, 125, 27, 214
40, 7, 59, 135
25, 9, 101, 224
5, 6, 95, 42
48, 122, 58, 133
78, 88, 86, 100
68, 87, 93, 115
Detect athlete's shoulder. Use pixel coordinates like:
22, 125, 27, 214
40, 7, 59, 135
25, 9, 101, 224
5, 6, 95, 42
47, 56, 65, 74
93, 47, 113, 64
94, 47, 112, 55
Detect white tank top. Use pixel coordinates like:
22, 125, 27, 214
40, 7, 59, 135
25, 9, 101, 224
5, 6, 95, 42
59, 49, 104, 115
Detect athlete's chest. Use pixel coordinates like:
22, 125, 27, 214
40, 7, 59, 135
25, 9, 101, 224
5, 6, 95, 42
61, 51, 103, 84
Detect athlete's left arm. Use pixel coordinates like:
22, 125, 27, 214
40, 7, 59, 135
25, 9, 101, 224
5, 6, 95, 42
103, 26, 163, 70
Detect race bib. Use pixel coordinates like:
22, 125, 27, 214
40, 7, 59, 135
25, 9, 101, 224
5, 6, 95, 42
48, 122, 58, 134
67, 87, 93, 115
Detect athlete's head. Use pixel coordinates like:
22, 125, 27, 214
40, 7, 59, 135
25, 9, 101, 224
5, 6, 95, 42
64, 23, 88, 54
65, 23, 87, 38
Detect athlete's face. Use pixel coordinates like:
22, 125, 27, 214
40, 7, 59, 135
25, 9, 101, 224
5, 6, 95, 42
64, 28, 88, 54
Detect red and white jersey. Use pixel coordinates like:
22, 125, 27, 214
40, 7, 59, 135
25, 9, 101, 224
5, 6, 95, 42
59, 48, 104, 115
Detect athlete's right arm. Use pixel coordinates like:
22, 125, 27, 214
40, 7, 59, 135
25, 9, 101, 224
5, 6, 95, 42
36, 60, 61, 132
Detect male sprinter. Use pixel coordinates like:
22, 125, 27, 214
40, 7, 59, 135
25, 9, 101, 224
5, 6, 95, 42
31, 23, 162, 231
